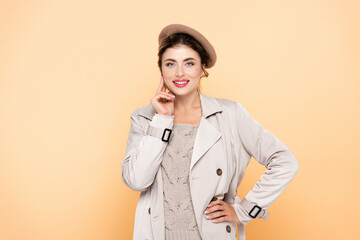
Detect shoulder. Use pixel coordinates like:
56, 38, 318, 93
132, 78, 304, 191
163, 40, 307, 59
214, 97, 237, 109
199, 92, 249, 120
130, 104, 155, 120
209, 95, 246, 114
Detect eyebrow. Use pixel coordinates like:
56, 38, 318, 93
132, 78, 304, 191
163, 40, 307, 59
164, 57, 197, 62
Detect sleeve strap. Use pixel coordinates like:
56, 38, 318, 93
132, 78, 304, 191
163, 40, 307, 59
146, 125, 172, 142
240, 198, 269, 220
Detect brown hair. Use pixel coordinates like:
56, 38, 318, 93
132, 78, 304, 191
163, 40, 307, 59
157, 33, 210, 81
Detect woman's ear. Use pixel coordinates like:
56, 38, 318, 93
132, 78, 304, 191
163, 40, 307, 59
200, 64, 209, 79
201, 64, 206, 77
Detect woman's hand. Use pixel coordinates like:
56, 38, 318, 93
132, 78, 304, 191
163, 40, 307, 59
203, 199, 241, 224
150, 76, 175, 116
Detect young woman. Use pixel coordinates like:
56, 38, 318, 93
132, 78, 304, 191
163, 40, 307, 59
122, 24, 299, 240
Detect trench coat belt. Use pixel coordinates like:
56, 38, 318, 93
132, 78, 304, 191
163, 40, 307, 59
240, 198, 269, 220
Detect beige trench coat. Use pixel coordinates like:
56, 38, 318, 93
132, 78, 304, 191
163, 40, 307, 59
122, 92, 299, 240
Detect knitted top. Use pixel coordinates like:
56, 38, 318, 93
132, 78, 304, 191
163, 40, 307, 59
161, 123, 202, 240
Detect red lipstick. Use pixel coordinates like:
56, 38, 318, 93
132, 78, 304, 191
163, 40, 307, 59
173, 79, 189, 88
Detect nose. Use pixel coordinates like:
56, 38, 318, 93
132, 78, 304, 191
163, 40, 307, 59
175, 65, 184, 78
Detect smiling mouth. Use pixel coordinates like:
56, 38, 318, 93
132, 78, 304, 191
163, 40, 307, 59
173, 79, 190, 88
173, 80, 190, 84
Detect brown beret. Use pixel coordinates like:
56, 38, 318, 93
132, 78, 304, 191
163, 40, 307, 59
158, 24, 217, 68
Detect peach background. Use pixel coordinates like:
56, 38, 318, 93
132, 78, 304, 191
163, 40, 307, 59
1, 0, 359, 239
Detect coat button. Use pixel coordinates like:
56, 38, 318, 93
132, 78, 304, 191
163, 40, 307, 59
216, 168, 222, 176
148, 207, 151, 214
226, 225, 231, 233
211, 196, 218, 201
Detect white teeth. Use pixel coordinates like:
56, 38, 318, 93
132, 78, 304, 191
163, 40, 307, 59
174, 81, 188, 84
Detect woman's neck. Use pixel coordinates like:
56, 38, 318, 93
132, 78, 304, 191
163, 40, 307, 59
174, 91, 201, 112
173, 91, 202, 125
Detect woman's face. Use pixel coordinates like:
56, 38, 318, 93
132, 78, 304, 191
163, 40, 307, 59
161, 44, 204, 97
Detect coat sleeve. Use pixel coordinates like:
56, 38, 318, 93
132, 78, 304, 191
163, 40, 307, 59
231, 102, 299, 225
121, 112, 174, 192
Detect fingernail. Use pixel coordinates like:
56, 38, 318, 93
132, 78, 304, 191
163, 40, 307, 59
206, 216, 210, 219
204, 210, 208, 214
212, 220, 216, 223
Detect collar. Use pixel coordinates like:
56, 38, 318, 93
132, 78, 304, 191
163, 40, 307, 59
137, 92, 222, 120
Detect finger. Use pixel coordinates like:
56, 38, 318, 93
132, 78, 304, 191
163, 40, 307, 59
161, 77, 168, 92
205, 211, 226, 220
160, 76, 167, 92
153, 93, 175, 102
153, 96, 173, 104
157, 92, 176, 101
211, 216, 228, 223
207, 199, 223, 208
156, 76, 165, 94
156, 91, 175, 99
204, 204, 224, 215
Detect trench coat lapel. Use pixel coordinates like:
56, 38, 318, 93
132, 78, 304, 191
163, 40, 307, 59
190, 115, 221, 172
190, 93, 223, 171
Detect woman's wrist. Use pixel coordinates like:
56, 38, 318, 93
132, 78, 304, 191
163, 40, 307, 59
155, 112, 173, 117
151, 113, 174, 128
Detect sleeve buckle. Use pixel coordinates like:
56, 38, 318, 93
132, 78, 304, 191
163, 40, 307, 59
161, 128, 172, 142
249, 205, 262, 218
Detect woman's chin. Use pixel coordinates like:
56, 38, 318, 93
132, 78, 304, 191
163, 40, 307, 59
170, 88, 198, 97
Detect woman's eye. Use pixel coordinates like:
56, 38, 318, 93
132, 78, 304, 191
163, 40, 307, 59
166, 62, 174, 67
186, 62, 194, 66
